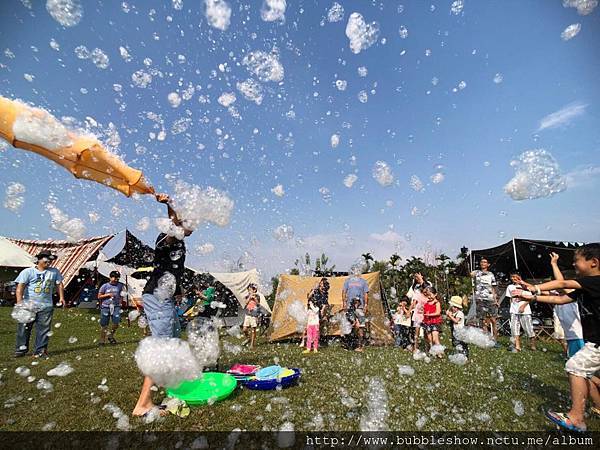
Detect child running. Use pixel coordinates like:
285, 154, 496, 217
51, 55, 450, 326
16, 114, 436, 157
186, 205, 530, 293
303, 298, 320, 354
97, 271, 125, 345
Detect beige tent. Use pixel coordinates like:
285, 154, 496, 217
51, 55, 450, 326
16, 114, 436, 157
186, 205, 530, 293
268, 272, 393, 345
210, 268, 272, 314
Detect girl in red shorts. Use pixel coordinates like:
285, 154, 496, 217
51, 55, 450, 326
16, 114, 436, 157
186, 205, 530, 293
423, 286, 443, 354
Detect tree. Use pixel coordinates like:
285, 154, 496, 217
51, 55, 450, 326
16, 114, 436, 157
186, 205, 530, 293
389, 253, 402, 268
361, 252, 374, 272
266, 276, 279, 308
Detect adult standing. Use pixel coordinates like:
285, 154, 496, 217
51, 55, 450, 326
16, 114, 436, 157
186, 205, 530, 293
407, 272, 432, 353
471, 258, 499, 344
97, 270, 125, 345
342, 270, 369, 351
309, 278, 330, 344
14, 251, 65, 358
132, 193, 192, 417
342, 271, 369, 313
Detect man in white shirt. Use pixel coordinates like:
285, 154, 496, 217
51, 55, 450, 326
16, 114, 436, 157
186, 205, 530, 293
505, 271, 536, 352
471, 258, 499, 343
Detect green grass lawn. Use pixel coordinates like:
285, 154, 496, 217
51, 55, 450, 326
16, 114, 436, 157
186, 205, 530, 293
0, 307, 594, 432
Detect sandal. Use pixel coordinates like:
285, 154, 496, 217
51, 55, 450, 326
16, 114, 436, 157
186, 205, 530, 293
590, 406, 600, 418
544, 411, 587, 432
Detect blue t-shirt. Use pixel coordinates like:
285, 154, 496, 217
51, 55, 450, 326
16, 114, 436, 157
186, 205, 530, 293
343, 276, 369, 308
98, 282, 125, 308
15, 267, 63, 309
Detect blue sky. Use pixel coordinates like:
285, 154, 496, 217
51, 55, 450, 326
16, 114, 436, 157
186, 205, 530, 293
1, 0, 599, 280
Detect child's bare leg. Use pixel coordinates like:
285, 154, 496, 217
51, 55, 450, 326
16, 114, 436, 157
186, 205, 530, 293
588, 377, 600, 410
566, 373, 589, 428
413, 326, 420, 352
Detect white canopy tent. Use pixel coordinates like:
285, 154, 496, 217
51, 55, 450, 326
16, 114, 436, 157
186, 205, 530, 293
0, 237, 35, 268
207, 268, 272, 314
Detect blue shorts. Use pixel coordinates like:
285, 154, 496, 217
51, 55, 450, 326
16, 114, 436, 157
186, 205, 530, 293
567, 339, 585, 358
142, 293, 180, 338
99, 307, 121, 327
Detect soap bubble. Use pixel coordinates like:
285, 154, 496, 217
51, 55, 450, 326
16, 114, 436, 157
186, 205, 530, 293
46, 0, 83, 27
346, 12, 380, 54
327, 2, 344, 23
504, 149, 566, 200
372, 161, 394, 187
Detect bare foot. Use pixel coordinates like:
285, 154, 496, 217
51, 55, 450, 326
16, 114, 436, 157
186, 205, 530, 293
132, 404, 155, 417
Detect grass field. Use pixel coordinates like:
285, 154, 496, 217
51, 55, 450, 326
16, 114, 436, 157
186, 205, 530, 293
0, 307, 595, 432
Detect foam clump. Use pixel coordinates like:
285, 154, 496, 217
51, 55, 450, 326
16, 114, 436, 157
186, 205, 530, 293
327, 2, 344, 22
11, 303, 39, 324
261, 0, 286, 23
103, 403, 131, 431
331, 312, 352, 335
46, 203, 86, 242
187, 319, 221, 368
504, 149, 566, 201
169, 180, 234, 233
448, 353, 468, 366
4, 182, 26, 213
204, 0, 231, 31
273, 224, 294, 241
134, 337, 201, 387
46, 0, 83, 27
237, 79, 264, 105
36, 379, 54, 392
242, 50, 284, 83
413, 350, 431, 362
563, 0, 598, 16
453, 326, 495, 348
372, 161, 394, 187
287, 300, 308, 331
429, 344, 446, 356
360, 377, 389, 431
398, 365, 415, 376
15, 366, 31, 378
346, 12, 379, 54
47, 362, 74, 377
13, 102, 73, 150
561, 23, 581, 41
513, 399, 525, 416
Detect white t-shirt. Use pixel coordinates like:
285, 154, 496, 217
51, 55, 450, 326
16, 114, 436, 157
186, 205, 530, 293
505, 284, 532, 315
454, 310, 465, 328
393, 311, 411, 327
307, 303, 320, 327
554, 302, 583, 341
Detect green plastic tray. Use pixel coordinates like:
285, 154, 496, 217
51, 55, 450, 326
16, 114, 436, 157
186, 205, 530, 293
166, 372, 237, 406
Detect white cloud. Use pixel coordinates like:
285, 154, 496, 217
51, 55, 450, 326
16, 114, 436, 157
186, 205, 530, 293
565, 165, 600, 189
537, 102, 586, 132
369, 231, 403, 243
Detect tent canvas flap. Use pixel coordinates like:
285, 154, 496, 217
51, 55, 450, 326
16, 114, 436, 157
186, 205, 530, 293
269, 272, 392, 345
0, 237, 35, 267
208, 269, 271, 313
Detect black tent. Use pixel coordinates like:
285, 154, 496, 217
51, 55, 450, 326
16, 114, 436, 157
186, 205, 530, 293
458, 238, 586, 282
107, 230, 240, 317
106, 229, 155, 267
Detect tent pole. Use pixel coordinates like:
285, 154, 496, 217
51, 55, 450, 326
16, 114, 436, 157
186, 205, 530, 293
512, 238, 519, 271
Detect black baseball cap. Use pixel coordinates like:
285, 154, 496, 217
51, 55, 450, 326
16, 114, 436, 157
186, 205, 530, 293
36, 251, 56, 261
